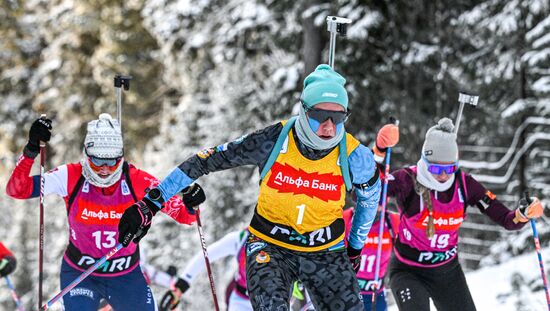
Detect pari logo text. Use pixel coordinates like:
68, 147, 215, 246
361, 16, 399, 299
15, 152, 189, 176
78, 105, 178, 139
267, 162, 342, 202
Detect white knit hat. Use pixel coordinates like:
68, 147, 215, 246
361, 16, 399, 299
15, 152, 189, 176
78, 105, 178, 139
422, 118, 458, 163
84, 113, 123, 158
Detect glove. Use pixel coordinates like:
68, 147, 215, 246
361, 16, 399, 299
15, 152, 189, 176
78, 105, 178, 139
159, 290, 180, 311
0, 256, 16, 277
516, 196, 544, 223
159, 278, 189, 311
373, 123, 399, 159
166, 265, 178, 277
181, 183, 206, 214
25, 117, 53, 157
174, 278, 190, 293
347, 246, 362, 273
118, 198, 160, 247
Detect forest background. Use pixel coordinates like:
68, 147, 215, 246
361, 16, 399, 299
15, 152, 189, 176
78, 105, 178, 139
0, 0, 549, 309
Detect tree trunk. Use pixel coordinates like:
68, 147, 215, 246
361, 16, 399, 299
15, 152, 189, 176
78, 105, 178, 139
301, 0, 324, 79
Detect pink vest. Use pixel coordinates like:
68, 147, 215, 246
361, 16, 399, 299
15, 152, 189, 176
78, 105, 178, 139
63, 177, 139, 276
395, 166, 467, 268
234, 230, 249, 297
344, 209, 398, 294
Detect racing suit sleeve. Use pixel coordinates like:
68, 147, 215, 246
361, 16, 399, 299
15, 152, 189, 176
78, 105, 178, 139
6, 153, 70, 199
130, 166, 196, 225
348, 144, 381, 250
464, 173, 527, 230
148, 123, 282, 207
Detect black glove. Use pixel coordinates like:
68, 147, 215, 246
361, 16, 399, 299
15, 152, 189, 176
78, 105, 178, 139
174, 278, 190, 293
25, 117, 52, 156
0, 256, 16, 277
166, 265, 178, 277
347, 246, 362, 273
159, 278, 189, 311
182, 183, 206, 214
118, 198, 159, 247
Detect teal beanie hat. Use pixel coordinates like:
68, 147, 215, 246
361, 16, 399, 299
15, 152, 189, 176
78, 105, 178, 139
301, 64, 348, 110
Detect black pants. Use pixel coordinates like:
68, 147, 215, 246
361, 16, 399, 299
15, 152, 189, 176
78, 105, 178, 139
388, 255, 476, 311
245, 235, 363, 311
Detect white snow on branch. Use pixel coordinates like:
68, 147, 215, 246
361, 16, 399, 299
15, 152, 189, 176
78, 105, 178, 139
467, 133, 550, 184
461, 117, 550, 171
402, 42, 439, 65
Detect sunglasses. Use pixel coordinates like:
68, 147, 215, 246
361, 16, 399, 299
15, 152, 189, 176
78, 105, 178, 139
423, 158, 459, 175
88, 156, 122, 168
306, 108, 350, 124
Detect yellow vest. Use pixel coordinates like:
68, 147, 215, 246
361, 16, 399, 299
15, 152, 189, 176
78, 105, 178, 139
250, 125, 360, 251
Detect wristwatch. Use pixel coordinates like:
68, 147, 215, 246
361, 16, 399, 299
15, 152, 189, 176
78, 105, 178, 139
147, 188, 164, 204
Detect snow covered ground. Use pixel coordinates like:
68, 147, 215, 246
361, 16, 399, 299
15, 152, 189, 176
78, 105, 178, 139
467, 248, 550, 311
388, 248, 550, 310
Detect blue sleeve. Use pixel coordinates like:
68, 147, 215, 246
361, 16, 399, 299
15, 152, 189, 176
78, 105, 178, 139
31, 175, 41, 198
347, 144, 381, 250
145, 168, 194, 208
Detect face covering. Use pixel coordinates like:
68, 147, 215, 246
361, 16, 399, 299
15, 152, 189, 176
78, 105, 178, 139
294, 105, 345, 150
81, 154, 124, 188
416, 158, 455, 192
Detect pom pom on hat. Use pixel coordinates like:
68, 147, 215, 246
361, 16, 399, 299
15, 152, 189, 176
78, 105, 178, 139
84, 113, 123, 159
422, 118, 458, 163
301, 64, 348, 110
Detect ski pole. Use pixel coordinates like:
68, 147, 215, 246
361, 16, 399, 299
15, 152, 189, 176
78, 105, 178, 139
454, 92, 479, 134
5, 276, 25, 311
371, 147, 392, 311
38, 113, 47, 310
193, 206, 220, 311
524, 192, 550, 310
371, 119, 398, 311
41, 244, 123, 310
114, 74, 132, 132
40, 226, 142, 311
326, 16, 352, 69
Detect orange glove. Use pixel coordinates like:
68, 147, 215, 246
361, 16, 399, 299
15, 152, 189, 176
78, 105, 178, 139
515, 197, 544, 223
373, 123, 399, 160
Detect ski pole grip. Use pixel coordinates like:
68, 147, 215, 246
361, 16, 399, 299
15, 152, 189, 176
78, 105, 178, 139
114, 75, 132, 91
388, 116, 400, 127
39, 114, 48, 147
